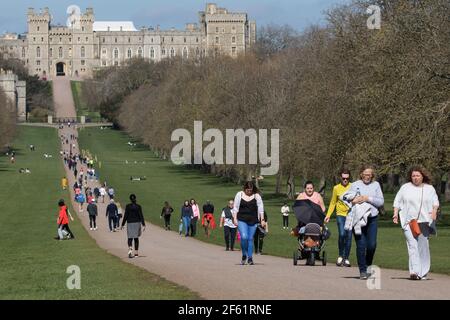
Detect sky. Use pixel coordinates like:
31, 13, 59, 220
0, 0, 349, 34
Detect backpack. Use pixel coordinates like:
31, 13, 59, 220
223, 207, 233, 220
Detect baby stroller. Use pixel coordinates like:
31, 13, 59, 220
292, 199, 330, 266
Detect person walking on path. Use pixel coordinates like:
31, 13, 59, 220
202, 200, 216, 238
254, 211, 268, 255
106, 199, 119, 232
121, 194, 146, 258
232, 181, 265, 265
61, 177, 68, 190
220, 200, 237, 251
325, 169, 353, 267
190, 199, 200, 237
116, 202, 123, 228
349, 165, 384, 280
108, 186, 115, 200
393, 166, 439, 280
56, 199, 74, 240
281, 202, 290, 230
87, 198, 98, 230
76, 192, 85, 213
160, 201, 174, 231
297, 181, 326, 212
180, 200, 193, 237
99, 186, 106, 203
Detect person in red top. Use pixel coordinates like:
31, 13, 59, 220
56, 199, 75, 240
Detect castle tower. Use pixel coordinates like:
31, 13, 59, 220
27, 8, 50, 78
72, 8, 95, 78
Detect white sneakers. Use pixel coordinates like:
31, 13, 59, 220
343, 259, 351, 267
90, 227, 93, 231
128, 249, 133, 258
336, 256, 344, 266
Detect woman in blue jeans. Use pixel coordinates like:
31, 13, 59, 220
349, 165, 384, 280
232, 181, 265, 265
180, 200, 193, 237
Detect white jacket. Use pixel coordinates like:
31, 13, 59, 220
341, 191, 372, 235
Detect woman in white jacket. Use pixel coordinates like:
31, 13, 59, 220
393, 166, 439, 280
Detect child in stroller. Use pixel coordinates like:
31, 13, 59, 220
291, 199, 330, 266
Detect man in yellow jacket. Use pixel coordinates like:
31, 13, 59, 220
325, 169, 352, 267
61, 177, 68, 190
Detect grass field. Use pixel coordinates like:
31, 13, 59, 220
71, 81, 101, 120
77, 127, 450, 275
0, 126, 199, 299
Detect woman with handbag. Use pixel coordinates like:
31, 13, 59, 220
232, 181, 265, 265
393, 166, 439, 280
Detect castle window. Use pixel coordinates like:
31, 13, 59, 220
161, 47, 166, 55
41, 37, 44, 42
86, 37, 89, 42
115, 38, 118, 43
232, 26, 236, 32
60, 37, 62, 42
69, 38, 71, 43
162, 37, 164, 43
59, 47, 63, 58
150, 48, 154, 59
78, 37, 81, 42
232, 36, 236, 44
36, 60, 40, 66
69, 48, 72, 58
196, 47, 199, 56
127, 48, 132, 59
232, 47, 236, 55
82, 27, 85, 32
171, 37, 174, 42
151, 38, 153, 43
102, 37, 105, 43
22, 48, 26, 58
33, 37, 36, 42
36, 47, 40, 58
138, 47, 143, 58
215, 37, 219, 44
182, 47, 188, 59
114, 48, 119, 59
49, 48, 53, 57
184, 37, 186, 43
215, 27, 219, 33
81, 60, 85, 66
170, 48, 175, 57
81, 46, 85, 58
196, 37, 199, 43
102, 48, 107, 56
37, 26, 40, 32
128, 38, 131, 43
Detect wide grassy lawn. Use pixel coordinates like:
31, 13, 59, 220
0, 126, 199, 299
78, 127, 450, 275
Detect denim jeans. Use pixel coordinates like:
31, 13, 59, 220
182, 216, 191, 236
237, 221, 258, 259
336, 216, 352, 259
354, 215, 378, 273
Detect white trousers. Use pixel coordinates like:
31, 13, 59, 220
403, 223, 431, 278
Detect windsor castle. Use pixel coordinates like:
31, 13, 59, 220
0, 3, 256, 79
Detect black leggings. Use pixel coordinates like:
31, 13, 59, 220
89, 215, 97, 228
128, 238, 139, 250
283, 216, 289, 228
163, 215, 171, 229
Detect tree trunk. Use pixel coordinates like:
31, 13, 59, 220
445, 172, 450, 202
275, 170, 283, 194
386, 173, 395, 192
286, 171, 295, 200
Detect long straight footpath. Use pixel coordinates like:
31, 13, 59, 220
55, 76, 450, 300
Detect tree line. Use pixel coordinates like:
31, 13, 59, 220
81, 0, 449, 198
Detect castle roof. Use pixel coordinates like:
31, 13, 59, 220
93, 21, 138, 32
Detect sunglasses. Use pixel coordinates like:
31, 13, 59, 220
341, 177, 350, 181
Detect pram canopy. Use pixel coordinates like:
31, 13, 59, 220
293, 199, 325, 227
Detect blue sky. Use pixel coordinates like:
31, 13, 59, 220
0, 0, 349, 34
